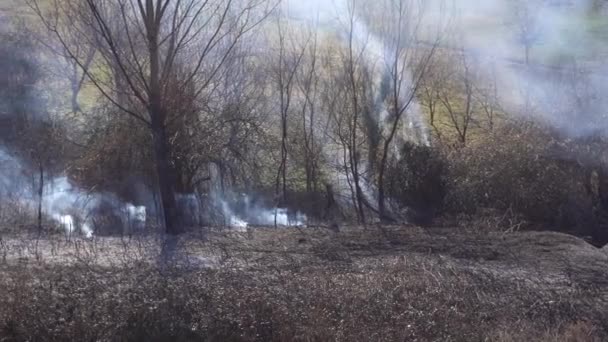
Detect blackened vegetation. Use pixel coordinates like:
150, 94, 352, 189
386, 143, 446, 226
442, 124, 608, 247
0, 228, 607, 341
380, 125, 608, 247
2, 18, 608, 246
0, 26, 67, 233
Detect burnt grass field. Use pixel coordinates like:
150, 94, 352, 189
0, 225, 607, 342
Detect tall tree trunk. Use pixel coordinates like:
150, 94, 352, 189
151, 115, 179, 234
146, 2, 178, 235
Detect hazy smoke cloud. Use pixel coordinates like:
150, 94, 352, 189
0, 147, 148, 237
431, 0, 608, 137
288, 0, 608, 138
207, 163, 306, 229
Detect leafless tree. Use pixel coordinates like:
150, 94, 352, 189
510, 0, 542, 65
474, 60, 503, 132
29, 0, 275, 234
419, 58, 444, 142
338, 0, 369, 223
374, 0, 439, 221
295, 26, 321, 196
320, 39, 362, 221
24, 0, 97, 114
272, 14, 307, 215
439, 50, 476, 146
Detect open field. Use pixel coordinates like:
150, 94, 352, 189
1, 225, 607, 341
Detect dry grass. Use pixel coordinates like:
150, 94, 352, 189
0, 225, 607, 341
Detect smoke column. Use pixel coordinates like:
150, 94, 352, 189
288, 0, 608, 138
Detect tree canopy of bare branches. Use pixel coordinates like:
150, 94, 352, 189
29, 0, 276, 234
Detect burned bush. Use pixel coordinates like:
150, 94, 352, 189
385, 142, 446, 224
443, 123, 608, 243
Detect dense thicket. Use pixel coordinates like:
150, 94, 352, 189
0, 0, 607, 244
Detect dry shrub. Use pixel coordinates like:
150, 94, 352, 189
0, 200, 34, 233
493, 321, 602, 342
71, 111, 155, 203
386, 142, 446, 224
455, 208, 527, 234
0, 200, 65, 236
557, 321, 604, 342
444, 123, 598, 236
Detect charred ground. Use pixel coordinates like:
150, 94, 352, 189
1, 225, 607, 341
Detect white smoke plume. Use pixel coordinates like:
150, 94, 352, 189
282, 0, 608, 220
287, 0, 432, 146
424, 0, 608, 137
0, 147, 146, 237
207, 163, 306, 229
288, 0, 608, 139
213, 195, 306, 229
284, 0, 439, 216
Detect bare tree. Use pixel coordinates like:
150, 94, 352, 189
0, 28, 64, 234
344, 0, 369, 223
272, 14, 307, 215
29, 0, 275, 234
510, 0, 542, 65
374, 0, 439, 221
419, 58, 444, 142
474, 60, 503, 132
295, 26, 321, 197
25, 0, 97, 114
419, 46, 505, 149
320, 41, 362, 221
436, 50, 476, 146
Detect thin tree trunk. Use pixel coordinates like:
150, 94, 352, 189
347, 65, 365, 223
378, 158, 388, 221
351, 149, 366, 223
281, 115, 288, 204
37, 163, 44, 234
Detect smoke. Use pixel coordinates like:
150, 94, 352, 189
218, 199, 248, 229
1, 145, 307, 235
0, 147, 147, 237
3, 0, 602, 233
206, 163, 306, 229
216, 197, 306, 229
40, 176, 149, 238
213, 194, 306, 229
284, 1, 608, 223
287, 0, 431, 146
284, 0, 437, 216
44, 176, 96, 238
241, 198, 306, 227
288, 0, 608, 139
426, 0, 608, 138
0, 149, 30, 199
